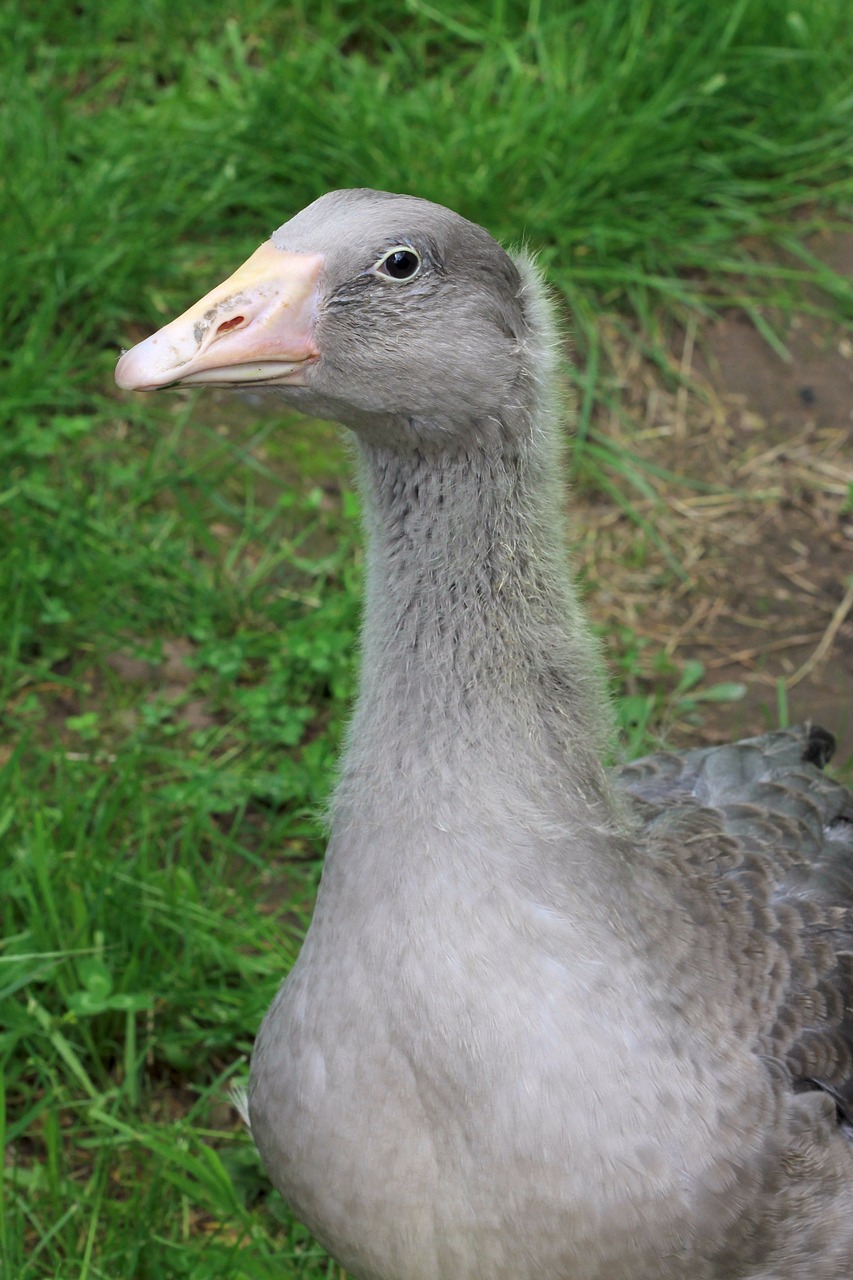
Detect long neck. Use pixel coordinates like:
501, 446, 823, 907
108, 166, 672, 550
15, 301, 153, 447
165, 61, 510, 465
334, 403, 619, 843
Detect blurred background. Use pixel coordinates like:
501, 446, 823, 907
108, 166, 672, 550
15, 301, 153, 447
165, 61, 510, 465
4, 1, 853, 1275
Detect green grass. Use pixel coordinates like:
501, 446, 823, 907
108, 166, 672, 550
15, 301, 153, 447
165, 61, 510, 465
3, 0, 853, 1274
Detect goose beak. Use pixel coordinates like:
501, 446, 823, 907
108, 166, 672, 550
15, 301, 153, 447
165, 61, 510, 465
115, 242, 324, 391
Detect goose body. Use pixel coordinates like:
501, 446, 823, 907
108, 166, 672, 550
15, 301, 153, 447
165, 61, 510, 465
116, 189, 853, 1279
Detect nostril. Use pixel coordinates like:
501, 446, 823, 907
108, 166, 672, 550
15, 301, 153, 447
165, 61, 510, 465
216, 315, 245, 336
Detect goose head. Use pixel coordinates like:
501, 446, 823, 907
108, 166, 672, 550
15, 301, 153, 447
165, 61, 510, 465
115, 189, 531, 450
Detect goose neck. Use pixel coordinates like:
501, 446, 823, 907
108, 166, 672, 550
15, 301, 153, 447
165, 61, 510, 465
338, 426, 616, 824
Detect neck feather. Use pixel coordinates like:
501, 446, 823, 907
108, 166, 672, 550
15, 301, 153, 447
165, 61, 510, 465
336, 388, 616, 839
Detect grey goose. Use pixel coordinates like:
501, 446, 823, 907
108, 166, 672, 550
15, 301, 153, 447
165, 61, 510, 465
116, 188, 853, 1280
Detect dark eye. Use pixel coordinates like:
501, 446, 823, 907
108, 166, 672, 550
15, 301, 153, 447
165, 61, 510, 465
376, 247, 421, 280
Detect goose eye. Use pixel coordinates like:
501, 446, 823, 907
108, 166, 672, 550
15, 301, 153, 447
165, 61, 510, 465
376, 248, 421, 281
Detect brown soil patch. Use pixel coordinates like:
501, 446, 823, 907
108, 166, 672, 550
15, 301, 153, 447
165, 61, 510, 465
576, 287, 853, 764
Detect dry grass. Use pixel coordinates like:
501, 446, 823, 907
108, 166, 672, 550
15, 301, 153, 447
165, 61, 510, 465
575, 315, 853, 750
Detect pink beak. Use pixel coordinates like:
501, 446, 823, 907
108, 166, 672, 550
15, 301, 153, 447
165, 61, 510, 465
115, 241, 324, 392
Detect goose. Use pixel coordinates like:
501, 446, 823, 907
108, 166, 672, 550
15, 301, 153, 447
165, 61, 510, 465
116, 188, 853, 1280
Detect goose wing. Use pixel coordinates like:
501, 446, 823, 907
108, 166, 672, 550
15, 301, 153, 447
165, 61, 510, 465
617, 724, 853, 1123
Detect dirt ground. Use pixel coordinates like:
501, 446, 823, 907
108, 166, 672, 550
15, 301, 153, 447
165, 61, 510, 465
576, 238, 853, 764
